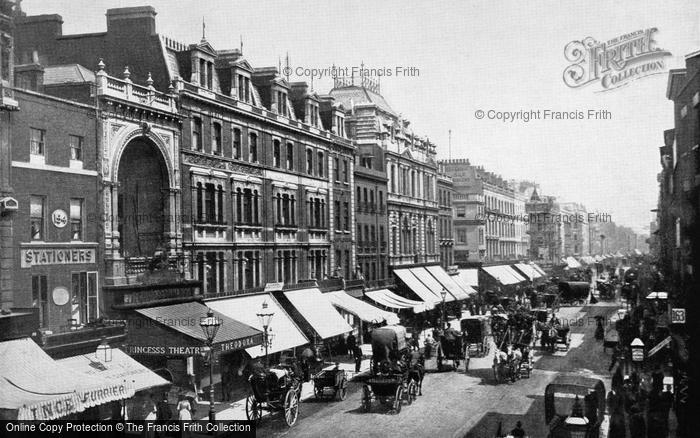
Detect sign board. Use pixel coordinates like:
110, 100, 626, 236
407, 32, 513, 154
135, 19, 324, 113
671, 308, 686, 324
124, 335, 261, 356
264, 282, 284, 292
52, 286, 70, 306
51, 209, 68, 228
631, 348, 644, 362
21, 248, 96, 268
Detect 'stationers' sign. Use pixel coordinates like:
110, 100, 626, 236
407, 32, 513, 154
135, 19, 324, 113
21, 248, 96, 268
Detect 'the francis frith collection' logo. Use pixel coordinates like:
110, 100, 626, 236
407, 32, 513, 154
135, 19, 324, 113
563, 28, 672, 91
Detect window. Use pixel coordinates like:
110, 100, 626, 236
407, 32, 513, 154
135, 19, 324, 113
273, 139, 281, 168
343, 160, 349, 182
379, 192, 383, 211
457, 229, 467, 243
212, 122, 222, 155
235, 250, 260, 291
276, 250, 297, 283
334, 158, 340, 181
69, 135, 83, 161
71, 271, 98, 324
192, 117, 203, 151
317, 152, 324, 177
457, 207, 466, 218
277, 91, 288, 116
306, 149, 313, 175
30, 196, 44, 240
357, 224, 362, 245
204, 183, 216, 223
235, 188, 259, 225
70, 199, 83, 240
344, 250, 350, 278
286, 142, 294, 170
343, 202, 349, 231
30, 128, 45, 156
233, 128, 242, 159
237, 74, 251, 102
32, 275, 48, 328
249, 133, 258, 162
391, 165, 396, 192
334, 200, 341, 230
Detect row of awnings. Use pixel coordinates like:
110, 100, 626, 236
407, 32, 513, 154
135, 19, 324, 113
480, 262, 546, 285
0, 338, 170, 421
393, 266, 476, 305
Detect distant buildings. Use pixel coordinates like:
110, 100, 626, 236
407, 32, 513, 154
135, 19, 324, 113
440, 159, 528, 265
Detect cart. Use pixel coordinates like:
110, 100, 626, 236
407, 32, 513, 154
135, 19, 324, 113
312, 368, 348, 401
361, 325, 418, 414
246, 362, 303, 427
436, 327, 466, 372
558, 281, 590, 306
545, 374, 605, 438
461, 315, 491, 358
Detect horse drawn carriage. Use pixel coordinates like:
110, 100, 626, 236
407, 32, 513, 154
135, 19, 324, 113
362, 325, 424, 414
312, 367, 348, 401
595, 280, 616, 300
435, 327, 467, 372
246, 360, 303, 427
537, 317, 571, 352
461, 315, 491, 358
545, 374, 606, 438
558, 281, 590, 306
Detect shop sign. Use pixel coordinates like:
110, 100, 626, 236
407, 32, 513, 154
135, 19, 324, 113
124, 345, 206, 356
123, 286, 196, 305
51, 209, 68, 228
52, 286, 70, 306
671, 308, 686, 324
19, 381, 132, 421
219, 334, 262, 352
21, 248, 96, 268
264, 282, 284, 292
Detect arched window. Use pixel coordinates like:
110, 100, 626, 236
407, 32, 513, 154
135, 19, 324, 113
317, 151, 324, 177
273, 139, 281, 168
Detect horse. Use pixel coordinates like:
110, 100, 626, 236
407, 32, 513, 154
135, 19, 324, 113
493, 349, 513, 383
406, 350, 426, 396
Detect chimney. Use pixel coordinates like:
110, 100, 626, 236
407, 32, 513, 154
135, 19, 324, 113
106, 6, 157, 36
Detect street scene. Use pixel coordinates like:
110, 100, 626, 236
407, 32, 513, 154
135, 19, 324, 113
0, 1, 697, 437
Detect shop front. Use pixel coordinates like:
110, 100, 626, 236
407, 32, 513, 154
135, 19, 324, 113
0, 337, 167, 421
123, 301, 262, 407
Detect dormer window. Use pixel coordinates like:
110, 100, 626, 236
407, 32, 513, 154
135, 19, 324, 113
276, 90, 288, 116
306, 101, 319, 126
237, 74, 251, 102
335, 114, 345, 137
198, 58, 213, 89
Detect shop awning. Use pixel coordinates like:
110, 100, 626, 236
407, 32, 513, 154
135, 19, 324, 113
326, 291, 400, 325
531, 263, 547, 276
135, 301, 262, 353
208, 294, 309, 358
424, 265, 475, 299
57, 349, 169, 393
365, 289, 434, 313
458, 269, 479, 288
283, 288, 353, 339
408, 267, 456, 302
0, 338, 137, 421
513, 263, 543, 281
393, 268, 443, 305
565, 256, 582, 269
482, 265, 524, 285
503, 265, 528, 283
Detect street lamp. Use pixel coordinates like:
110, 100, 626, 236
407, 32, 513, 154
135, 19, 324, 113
95, 336, 112, 363
256, 300, 275, 367
440, 288, 447, 329
199, 308, 221, 422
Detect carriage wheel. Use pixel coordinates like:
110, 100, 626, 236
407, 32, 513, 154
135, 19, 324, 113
245, 394, 263, 424
283, 389, 299, 427
392, 386, 404, 414
361, 385, 372, 412
407, 380, 417, 405
336, 377, 348, 401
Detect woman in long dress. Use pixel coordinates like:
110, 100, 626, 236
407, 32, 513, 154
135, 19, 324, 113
176, 396, 192, 438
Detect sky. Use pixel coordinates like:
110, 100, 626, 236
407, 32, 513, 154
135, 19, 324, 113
22, 0, 700, 233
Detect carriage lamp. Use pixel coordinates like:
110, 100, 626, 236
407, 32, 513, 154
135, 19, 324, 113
200, 308, 221, 422
563, 395, 589, 438
95, 336, 112, 363
257, 300, 275, 367
631, 337, 645, 367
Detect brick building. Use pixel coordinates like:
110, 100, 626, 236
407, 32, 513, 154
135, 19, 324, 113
437, 166, 455, 269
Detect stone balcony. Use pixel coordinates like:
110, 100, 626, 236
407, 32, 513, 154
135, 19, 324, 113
95, 62, 177, 113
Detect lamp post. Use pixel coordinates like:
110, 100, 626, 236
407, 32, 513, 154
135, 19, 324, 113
440, 288, 447, 329
256, 300, 275, 368
199, 308, 221, 422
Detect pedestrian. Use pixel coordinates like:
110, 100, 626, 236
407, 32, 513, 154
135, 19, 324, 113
353, 344, 363, 373
346, 332, 356, 355
607, 387, 626, 438
510, 421, 525, 437
176, 395, 192, 438
143, 399, 157, 438
647, 373, 673, 438
629, 404, 646, 436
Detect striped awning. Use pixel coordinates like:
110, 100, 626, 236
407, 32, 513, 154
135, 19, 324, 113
365, 289, 434, 313
326, 291, 400, 325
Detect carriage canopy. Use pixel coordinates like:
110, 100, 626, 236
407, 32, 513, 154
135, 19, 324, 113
544, 374, 606, 426
371, 325, 408, 362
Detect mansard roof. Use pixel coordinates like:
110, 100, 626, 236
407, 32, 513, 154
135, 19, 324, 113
330, 84, 397, 117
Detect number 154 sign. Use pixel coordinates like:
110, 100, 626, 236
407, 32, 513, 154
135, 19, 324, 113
671, 308, 686, 324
